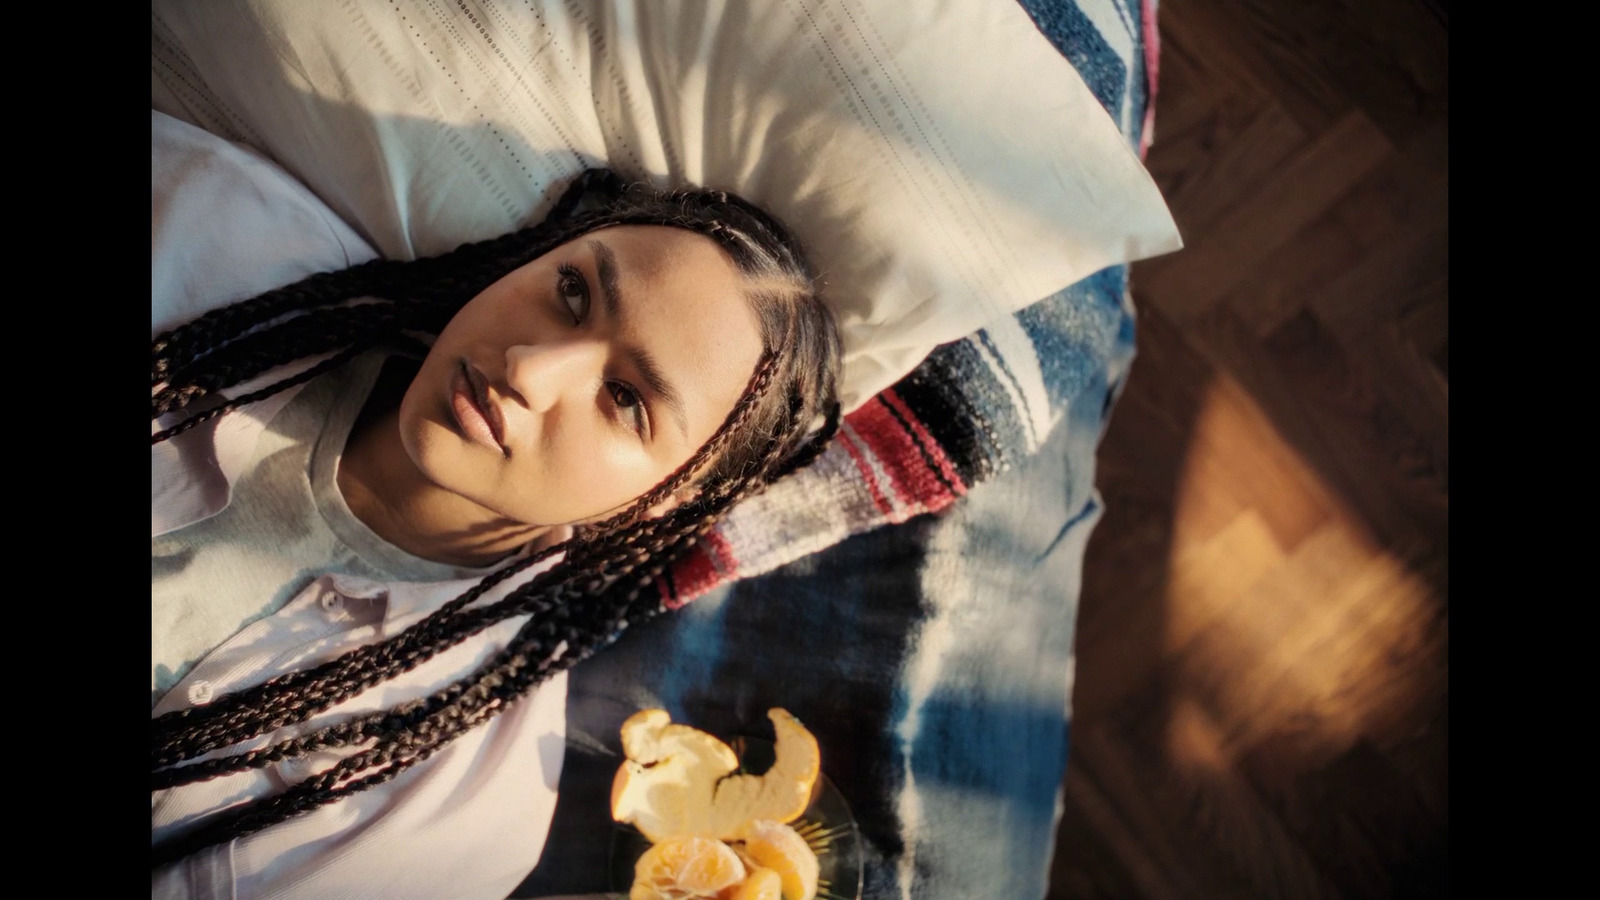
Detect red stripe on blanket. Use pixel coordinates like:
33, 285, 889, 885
848, 390, 966, 516
660, 531, 736, 611
879, 389, 967, 499
837, 424, 897, 517
660, 390, 966, 609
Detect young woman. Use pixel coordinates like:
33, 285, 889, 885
151, 114, 841, 896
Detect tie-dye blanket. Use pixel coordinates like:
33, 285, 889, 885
517, 1, 1159, 897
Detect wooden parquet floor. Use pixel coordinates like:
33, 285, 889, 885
1046, 2, 1447, 897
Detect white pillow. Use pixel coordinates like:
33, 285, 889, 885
151, 0, 1180, 412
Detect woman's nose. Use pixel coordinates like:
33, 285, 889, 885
504, 339, 608, 413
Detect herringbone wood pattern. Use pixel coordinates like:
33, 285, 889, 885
1046, 2, 1447, 897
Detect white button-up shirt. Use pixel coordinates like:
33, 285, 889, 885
153, 110, 567, 899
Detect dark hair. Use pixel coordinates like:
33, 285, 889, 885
150, 169, 842, 866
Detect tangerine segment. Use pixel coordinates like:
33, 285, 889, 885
722, 867, 783, 900
735, 820, 820, 900
630, 835, 747, 900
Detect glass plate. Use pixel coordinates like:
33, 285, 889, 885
608, 734, 864, 900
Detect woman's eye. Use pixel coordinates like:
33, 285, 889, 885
607, 382, 648, 435
557, 265, 589, 323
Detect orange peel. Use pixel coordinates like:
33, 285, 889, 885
611, 708, 822, 843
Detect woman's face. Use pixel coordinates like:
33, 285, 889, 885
397, 224, 765, 527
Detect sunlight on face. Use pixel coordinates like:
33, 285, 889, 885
397, 225, 765, 527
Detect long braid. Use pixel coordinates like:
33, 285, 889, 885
153, 622, 572, 869
152, 344, 373, 445
149, 167, 619, 378
152, 356, 777, 768
152, 170, 841, 867
155, 298, 440, 407
155, 380, 791, 796
152, 491, 773, 864
149, 549, 552, 766
152, 171, 624, 422
152, 258, 393, 386
152, 401, 786, 861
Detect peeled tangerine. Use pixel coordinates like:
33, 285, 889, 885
629, 836, 746, 900
611, 708, 821, 843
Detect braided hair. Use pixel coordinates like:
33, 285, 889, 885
151, 169, 842, 867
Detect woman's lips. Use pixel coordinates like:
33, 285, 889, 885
450, 361, 509, 457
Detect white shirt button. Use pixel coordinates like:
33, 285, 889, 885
319, 589, 344, 615
186, 680, 214, 705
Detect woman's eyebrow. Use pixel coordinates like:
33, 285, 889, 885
591, 239, 625, 321
590, 240, 689, 440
